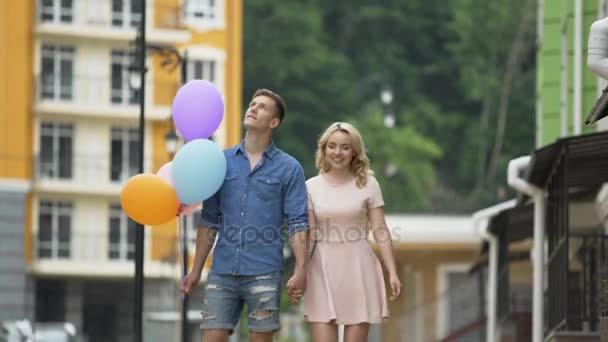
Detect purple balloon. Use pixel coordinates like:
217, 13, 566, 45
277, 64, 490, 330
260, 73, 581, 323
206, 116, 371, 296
172, 80, 224, 141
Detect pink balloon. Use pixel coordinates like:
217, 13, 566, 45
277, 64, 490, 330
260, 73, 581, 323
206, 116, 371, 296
179, 202, 203, 216
158, 162, 203, 216
156, 162, 173, 185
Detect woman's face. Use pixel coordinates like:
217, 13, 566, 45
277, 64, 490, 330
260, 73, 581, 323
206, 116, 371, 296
325, 130, 354, 171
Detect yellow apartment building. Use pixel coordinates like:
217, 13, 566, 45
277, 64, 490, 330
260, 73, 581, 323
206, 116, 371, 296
0, 1, 241, 340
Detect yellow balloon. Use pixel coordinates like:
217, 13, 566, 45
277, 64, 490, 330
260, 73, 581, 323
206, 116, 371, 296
120, 173, 180, 226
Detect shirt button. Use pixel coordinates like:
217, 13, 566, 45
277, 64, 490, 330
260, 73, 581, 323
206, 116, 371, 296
241, 212, 244, 215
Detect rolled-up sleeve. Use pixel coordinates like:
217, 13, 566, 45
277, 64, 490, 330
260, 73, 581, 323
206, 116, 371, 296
283, 162, 309, 235
199, 191, 221, 230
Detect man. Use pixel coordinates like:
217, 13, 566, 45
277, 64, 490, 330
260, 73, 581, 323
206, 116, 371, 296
180, 89, 309, 342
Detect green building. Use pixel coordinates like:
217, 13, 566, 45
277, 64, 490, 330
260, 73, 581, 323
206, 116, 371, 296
537, 0, 608, 146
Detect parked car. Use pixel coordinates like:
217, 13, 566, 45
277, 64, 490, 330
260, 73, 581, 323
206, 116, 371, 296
0, 321, 75, 342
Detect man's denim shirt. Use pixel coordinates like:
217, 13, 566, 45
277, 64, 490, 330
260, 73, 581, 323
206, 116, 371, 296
199, 140, 309, 275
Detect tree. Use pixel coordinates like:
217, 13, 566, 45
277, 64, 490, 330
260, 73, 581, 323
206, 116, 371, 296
243, 0, 536, 213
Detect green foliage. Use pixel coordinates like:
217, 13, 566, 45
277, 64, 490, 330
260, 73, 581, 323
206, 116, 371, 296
243, 0, 536, 213
352, 107, 441, 211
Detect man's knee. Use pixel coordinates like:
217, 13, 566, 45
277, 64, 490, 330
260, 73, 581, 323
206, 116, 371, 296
202, 329, 230, 342
249, 331, 274, 342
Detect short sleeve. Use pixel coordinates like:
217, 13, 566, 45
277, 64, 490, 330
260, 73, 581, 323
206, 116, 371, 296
367, 176, 385, 208
307, 191, 314, 211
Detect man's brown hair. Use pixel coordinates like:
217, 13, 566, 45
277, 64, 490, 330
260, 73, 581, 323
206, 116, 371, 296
252, 89, 286, 123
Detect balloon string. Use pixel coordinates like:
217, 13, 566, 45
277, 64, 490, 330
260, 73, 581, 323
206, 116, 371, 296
177, 216, 186, 301
179, 216, 186, 277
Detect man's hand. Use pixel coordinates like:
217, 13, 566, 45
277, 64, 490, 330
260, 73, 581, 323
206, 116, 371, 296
286, 269, 306, 304
180, 271, 202, 295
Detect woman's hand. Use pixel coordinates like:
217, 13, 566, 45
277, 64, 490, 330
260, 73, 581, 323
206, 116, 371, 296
388, 272, 402, 301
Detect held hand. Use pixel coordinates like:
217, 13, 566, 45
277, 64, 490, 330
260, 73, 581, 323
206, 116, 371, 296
286, 270, 307, 304
388, 273, 402, 301
180, 271, 201, 295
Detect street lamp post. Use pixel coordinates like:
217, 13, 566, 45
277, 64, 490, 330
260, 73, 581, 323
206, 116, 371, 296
376, 81, 398, 176
127, 2, 183, 340
133, 3, 147, 341
380, 83, 395, 128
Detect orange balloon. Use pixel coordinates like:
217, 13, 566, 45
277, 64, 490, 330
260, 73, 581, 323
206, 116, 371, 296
120, 173, 180, 226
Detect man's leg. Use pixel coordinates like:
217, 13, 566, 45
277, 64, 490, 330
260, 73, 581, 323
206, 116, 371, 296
241, 271, 282, 342
202, 329, 231, 342
199, 272, 243, 342
249, 331, 273, 342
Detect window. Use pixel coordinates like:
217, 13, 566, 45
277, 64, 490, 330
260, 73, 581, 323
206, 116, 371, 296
112, 0, 142, 28
110, 127, 140, 182
111, 50, 139, 105
39, 0, 73, 23
186, 59, 216, 84
40, 45, 74, 100
184, 0, 217, 20
108, 204, 135, 260
39, 122, 73, 179
38, 200, 72, 259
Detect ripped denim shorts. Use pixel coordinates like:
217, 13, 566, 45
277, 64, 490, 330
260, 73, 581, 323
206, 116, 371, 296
199, 271, 282, 334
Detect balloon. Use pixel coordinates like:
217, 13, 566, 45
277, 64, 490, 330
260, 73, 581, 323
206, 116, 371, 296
120, 174, 180, 226
156, 162, 173, 184
158, 162, 203, 216
172, 80, 224, 141
179, 202, 203, 216
172, 139, 226, 205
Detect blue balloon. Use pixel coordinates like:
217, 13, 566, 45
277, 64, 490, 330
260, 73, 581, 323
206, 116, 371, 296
171, 139, 227, 204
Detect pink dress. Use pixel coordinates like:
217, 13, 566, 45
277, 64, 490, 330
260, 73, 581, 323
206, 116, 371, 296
303, 174, 389, 325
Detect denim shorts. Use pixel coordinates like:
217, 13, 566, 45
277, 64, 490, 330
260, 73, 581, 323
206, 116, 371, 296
199, 271, 282, 333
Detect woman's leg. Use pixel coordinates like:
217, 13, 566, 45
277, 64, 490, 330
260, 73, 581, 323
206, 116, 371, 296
343, 323, 369, 342
310, 322, 338, 342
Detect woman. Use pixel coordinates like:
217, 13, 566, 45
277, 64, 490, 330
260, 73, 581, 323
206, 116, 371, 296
302, 122, 401, 342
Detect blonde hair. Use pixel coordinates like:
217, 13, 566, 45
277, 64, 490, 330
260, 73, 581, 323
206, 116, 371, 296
315, 122, 373, 188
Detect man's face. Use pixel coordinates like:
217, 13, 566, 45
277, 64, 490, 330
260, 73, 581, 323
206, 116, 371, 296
243, 95, 280, 131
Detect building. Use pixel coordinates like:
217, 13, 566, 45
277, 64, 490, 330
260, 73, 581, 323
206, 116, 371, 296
375, 215, 484, 342
471, 1, 608, 341
0, 1, 242, 341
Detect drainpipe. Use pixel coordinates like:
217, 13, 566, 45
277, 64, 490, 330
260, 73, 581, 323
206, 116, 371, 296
574, 0, 583, 135
472, 200, 516, 342
536, 0, 544, 147
507, 156, 545, 342
560, 7, 569, 137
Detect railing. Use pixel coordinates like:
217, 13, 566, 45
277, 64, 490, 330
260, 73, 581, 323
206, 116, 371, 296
34, 74, 179, 109
569, 234, 608, 332
34, 152, 140, 186
31, 230, 180, 264
543, 232, 608, 336
36, 1, 184, 30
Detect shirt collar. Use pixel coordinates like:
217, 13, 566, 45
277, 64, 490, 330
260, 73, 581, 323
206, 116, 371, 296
233, 139, 278, 160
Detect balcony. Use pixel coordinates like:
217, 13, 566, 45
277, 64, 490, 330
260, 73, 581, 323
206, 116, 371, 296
30, 229, 180, 279
32, 152, 160, 196
34, 74, 177, 121
35, 2, 190, 44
